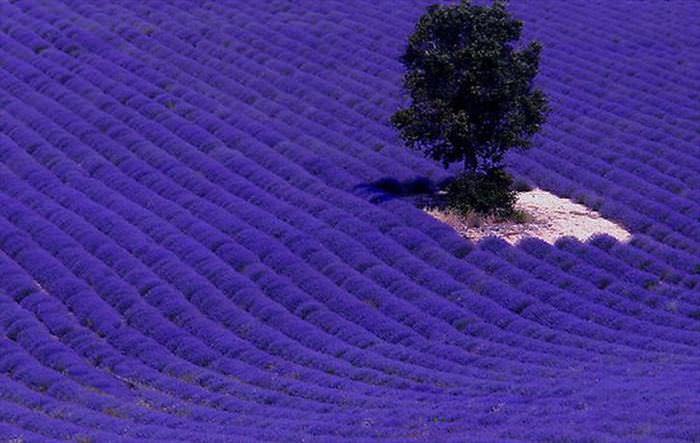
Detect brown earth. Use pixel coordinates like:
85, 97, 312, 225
425, 188, 631, 245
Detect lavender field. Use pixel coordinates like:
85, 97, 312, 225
1, 0, 700, 441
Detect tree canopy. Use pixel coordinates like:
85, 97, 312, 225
391, 0, 548, 173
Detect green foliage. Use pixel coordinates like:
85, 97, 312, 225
445, 168, 517, 217
512, 176, 533, 192
391, 0, 548, 173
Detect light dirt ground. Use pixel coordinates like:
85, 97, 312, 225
426, 188, 632, 245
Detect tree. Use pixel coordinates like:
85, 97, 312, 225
391, 0, 548, 215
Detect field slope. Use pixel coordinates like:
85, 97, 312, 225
1, 1, 699, 440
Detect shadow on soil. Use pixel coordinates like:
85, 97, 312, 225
354, 176, 451, 207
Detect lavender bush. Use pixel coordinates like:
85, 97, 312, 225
1, 0, 700, 440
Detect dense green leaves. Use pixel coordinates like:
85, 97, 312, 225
446, 169, 517, 217
391, 0, 548, 173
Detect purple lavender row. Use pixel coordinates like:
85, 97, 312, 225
1, 9, 628, 382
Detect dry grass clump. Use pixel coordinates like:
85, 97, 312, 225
428, 207, 533, 229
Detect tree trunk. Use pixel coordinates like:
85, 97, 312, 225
463, 149, 477, 174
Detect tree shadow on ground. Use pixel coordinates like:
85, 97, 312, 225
354, 176, 452, 208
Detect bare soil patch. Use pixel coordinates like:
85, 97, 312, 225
424, 188, 631, 245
